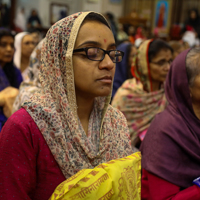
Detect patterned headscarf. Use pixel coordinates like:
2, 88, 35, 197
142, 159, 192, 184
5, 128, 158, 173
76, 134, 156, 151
12, 39, 44, 114
22, 12, 133, 178
112, 39, 167, 146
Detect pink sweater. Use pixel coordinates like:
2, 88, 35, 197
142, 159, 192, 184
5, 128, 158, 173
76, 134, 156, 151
0, 108, 66, 200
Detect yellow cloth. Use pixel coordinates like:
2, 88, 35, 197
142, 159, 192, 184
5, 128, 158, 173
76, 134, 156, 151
50, 152, 141, 200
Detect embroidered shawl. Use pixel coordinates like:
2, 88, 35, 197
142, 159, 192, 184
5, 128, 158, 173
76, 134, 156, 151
22, 12, 133, 178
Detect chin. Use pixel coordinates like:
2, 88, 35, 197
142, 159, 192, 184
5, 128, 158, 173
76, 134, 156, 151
95, 89, 112, 97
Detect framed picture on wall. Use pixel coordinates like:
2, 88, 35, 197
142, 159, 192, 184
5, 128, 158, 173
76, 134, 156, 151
153, 0, 172, 37
50, 3, 69, 25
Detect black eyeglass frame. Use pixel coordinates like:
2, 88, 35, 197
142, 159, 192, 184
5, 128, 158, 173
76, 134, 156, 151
73, 47, 124, 63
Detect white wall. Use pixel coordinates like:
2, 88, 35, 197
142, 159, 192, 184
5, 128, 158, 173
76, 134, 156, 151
16, 0, 40, 23
102, 0, 124, 19
15, 0, 124, 28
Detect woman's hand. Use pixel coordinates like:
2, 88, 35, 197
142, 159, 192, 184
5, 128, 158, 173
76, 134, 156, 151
0, 87, 19, 118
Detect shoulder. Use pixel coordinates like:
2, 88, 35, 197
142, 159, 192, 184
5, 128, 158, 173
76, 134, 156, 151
1, 108, 39, 139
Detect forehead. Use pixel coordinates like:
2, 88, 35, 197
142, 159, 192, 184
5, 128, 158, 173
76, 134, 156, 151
153, 49, 172, 60
0, 36, 14, 43
22, 35, 33, 42
75, 21, 114, 46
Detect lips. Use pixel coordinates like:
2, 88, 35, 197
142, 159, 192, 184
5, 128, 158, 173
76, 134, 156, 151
97, 75, 113, 83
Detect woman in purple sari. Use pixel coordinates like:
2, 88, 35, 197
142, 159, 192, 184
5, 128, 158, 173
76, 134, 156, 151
0, 29, 23, 131
140, 48, 200, 199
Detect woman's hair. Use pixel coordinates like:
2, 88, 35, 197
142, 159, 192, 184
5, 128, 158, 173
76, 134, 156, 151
186, 47, 200, 87
126, 44, 135, 79
169, 40, 182, 52
148, 39, 173, 63
83, 12, 110, 29
0, 28, 18, 88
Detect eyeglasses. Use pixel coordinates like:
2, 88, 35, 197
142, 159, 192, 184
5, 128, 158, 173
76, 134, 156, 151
151, 59, 173, 67
73, 47, 124, 63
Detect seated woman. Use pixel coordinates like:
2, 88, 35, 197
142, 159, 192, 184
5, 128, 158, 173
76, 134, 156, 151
140, 48, 200, 199
0, 28, 23, 131
0, 12, 134, 199
14, 32, 35, 81
112, 42, 137, 98
12, 39, 44, 113
112, 39, 173, 148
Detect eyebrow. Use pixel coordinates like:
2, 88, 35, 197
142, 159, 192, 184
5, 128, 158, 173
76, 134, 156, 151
77, 41, 116, 49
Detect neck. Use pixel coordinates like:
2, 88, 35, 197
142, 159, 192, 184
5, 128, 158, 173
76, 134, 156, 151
0, 61, 5, 68
20, 55, 30, 72
151, 81, 161, 92
76, 92, 95, 135
192, 103, 200, 120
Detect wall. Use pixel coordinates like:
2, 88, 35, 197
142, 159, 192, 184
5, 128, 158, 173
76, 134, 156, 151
15, 0, 124, 28
102, 0, 124, 19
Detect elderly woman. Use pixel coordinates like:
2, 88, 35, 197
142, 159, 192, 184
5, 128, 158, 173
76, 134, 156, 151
14, 32, 35, 80
141, 48, 200, 199
0, 12, 134, 199
112, 39, 173, 147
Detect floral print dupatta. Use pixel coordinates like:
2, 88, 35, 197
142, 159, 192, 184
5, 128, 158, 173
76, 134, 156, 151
22, 12, 133, 179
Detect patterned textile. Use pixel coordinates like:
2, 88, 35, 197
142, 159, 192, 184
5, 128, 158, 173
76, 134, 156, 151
112, 40, 167, 146
50, 152, 141, 200
12, 39, 43, 113
22, 12, 133, 179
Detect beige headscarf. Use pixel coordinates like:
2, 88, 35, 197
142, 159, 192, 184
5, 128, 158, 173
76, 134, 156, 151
112, 39, 167, 146
22, 12, 133, 178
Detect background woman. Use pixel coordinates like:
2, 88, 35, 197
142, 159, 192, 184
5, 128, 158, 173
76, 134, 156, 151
141, 48, 200, 199
0, 12, 133, 199
14, 32, 35, 80
12, 39, 44, 113
0, 28, 23, 131
112, 39, 173, 147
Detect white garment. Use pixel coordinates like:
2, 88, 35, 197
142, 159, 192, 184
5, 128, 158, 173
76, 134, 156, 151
182, 31, 200, 47
14, 9, 26, 31
14, 32, 29, 81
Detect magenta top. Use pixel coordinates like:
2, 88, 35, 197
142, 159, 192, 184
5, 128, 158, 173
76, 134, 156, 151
0, 108, 66, 200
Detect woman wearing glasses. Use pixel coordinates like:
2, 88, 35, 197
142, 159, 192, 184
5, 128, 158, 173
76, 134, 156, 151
112, 39, 173, 148
0, 12, 133, 199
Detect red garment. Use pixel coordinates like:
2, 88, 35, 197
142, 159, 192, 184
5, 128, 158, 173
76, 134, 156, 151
141, 169, 200, 200
0, 108, 66, 200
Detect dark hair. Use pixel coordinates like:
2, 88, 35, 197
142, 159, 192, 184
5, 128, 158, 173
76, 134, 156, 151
126, 44, 135, 79
0, 29, 18, 88
83, 12, 110, 29
148, 39, 173, 63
